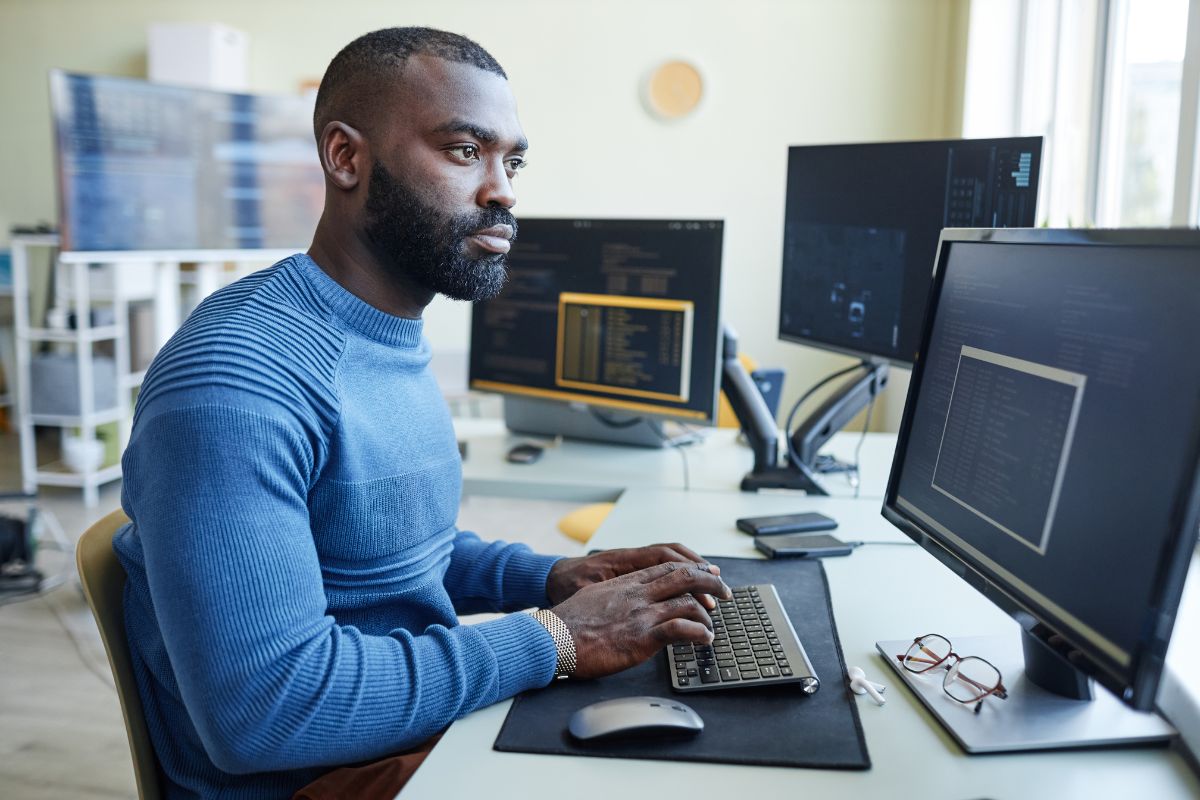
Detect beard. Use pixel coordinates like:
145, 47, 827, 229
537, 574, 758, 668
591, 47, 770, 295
361, 160, 517, 302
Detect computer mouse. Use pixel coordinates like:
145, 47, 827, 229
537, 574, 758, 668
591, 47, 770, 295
567, 696, 704, 742
505, 443, 544, 464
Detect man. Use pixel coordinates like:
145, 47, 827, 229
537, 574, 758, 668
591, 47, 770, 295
115, 26, 730, 798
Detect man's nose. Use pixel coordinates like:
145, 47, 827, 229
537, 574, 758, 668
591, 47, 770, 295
477, 157, 516, 209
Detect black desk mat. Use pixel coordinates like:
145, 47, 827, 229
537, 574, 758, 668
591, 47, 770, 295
494, 557, 870, 769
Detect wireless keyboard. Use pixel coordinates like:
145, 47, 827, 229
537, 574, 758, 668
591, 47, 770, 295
667, 584, 819, 693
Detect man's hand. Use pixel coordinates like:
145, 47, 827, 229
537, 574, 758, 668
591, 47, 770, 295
549, 562, 733, 680
546, 543, 717, 605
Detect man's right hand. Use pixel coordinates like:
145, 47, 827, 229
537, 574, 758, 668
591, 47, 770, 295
549, 561, 733, 680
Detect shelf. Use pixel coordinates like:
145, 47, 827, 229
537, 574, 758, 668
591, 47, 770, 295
24, 325, 121, 343
30, 407, 125, 427
35, 461, 122, 487
56, 247, 298, 264
121, 370, 148, 389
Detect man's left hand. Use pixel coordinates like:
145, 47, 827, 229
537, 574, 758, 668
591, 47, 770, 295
546, 543, 720, 606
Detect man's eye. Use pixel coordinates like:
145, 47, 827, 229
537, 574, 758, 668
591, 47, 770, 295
506, 157, 528, 172
453, 144, 480, 161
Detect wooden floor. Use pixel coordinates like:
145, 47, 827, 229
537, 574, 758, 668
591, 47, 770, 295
0, 430, 583, 799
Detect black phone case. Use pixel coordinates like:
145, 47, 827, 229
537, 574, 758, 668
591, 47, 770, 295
753, 535, 854, 559
736, 513, 838, 536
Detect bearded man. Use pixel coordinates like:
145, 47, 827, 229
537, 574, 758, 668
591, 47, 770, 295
115, 26, 728, 799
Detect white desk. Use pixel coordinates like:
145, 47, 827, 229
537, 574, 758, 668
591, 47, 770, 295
403, 483, 1200, 799
454, 418, 897, 501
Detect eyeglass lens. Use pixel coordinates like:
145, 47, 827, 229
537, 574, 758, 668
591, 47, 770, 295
902, 634, 951, 673
944, 656, 1002, 702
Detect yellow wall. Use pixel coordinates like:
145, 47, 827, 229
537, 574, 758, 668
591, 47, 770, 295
0, 0, 968, 428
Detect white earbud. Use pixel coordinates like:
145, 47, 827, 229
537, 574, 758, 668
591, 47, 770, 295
847, 666, 886, 705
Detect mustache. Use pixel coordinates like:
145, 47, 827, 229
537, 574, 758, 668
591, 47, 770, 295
461, 207, 519, 242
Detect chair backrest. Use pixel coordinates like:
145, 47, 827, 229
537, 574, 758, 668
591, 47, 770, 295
76, 509, 162, 800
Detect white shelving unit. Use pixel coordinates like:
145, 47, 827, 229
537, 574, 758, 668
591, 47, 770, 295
9, 236, 291, 506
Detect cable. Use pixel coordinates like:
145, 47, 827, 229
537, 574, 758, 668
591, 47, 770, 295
588, 407, 645, 429
850, 390, 877, 498
586, 407, 692, 489
782, 363, 870, 471
848, 540, 919, 549
648, 422, 691, 491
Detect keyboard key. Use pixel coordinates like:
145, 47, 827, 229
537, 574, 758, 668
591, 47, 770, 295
761, 665, 780, 678
719, 667, 739, 682
700, 667, 720, 684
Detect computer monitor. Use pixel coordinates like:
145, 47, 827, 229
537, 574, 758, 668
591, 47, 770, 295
468, 218, 724, 447
738, 137, 1043, 493
881, 227, 1200, 751
49, 70, 322, 252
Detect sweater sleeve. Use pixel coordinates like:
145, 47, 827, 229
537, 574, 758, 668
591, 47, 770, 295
122, 404, 557, 775
443, 531, 563, 614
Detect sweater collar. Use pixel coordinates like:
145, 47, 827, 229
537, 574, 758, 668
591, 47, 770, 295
293, 253, 425, 348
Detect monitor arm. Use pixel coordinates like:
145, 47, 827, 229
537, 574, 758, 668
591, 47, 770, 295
721, 326, 827, 494
790, 360, 889, 466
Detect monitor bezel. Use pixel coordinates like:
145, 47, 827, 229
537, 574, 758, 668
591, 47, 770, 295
776, 136, 1044, 367
468, 216, 726, 427
882, 226, 1200, 710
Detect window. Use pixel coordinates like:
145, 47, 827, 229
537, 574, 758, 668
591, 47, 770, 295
963, 0, 1200, 227
1096, 0, 1190, 225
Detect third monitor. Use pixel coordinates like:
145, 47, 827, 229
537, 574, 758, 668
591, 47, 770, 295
739, 136, 1044, 493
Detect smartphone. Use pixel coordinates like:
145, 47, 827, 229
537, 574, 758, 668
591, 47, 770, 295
754, 533, 854, 559
736, 511, 838, 537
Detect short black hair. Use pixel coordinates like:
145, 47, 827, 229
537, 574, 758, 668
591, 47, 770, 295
313, 27, 507, 141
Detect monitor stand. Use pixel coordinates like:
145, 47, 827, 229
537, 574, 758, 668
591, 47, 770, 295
875, 629, 1175, 753
503, 395, 671, 448
722, 325, 887, 494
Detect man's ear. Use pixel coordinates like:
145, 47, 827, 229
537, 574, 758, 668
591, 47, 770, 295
319, 121, 368, 190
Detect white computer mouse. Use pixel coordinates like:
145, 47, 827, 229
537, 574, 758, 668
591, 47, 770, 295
567, 696, 704, 742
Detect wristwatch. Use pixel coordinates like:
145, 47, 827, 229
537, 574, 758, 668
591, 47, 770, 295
531, 608, 577, 679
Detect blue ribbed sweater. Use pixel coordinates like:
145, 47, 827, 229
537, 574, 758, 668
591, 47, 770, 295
113, 253, 560, 798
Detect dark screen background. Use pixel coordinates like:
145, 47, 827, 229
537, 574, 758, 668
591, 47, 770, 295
895, 240, 1200, 665
469, 219, 724, 421
778, 138, 1042, 364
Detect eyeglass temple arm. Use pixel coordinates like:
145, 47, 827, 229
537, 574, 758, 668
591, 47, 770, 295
895, 642, 946, 666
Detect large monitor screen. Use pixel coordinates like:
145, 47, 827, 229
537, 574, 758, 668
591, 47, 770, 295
778, 137, 1042, 365
469, 218, 724, 423
50, 70, 323, 252
885, 228, 1200, 707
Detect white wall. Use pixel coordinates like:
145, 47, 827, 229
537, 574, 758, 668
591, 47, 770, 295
0, 0, 968, 427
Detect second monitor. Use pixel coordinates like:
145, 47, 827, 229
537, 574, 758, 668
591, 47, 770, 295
469, 218, 724, 446
738, 136, 1043, 493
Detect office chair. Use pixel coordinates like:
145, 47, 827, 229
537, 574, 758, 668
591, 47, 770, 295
76, 508, 163, 800
557, 354, 767, 545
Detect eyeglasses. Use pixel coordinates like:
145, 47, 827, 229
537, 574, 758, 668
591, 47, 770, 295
896, 634, 1008, 714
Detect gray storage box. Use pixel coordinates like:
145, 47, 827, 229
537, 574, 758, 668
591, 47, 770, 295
30, 354, 118, 416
